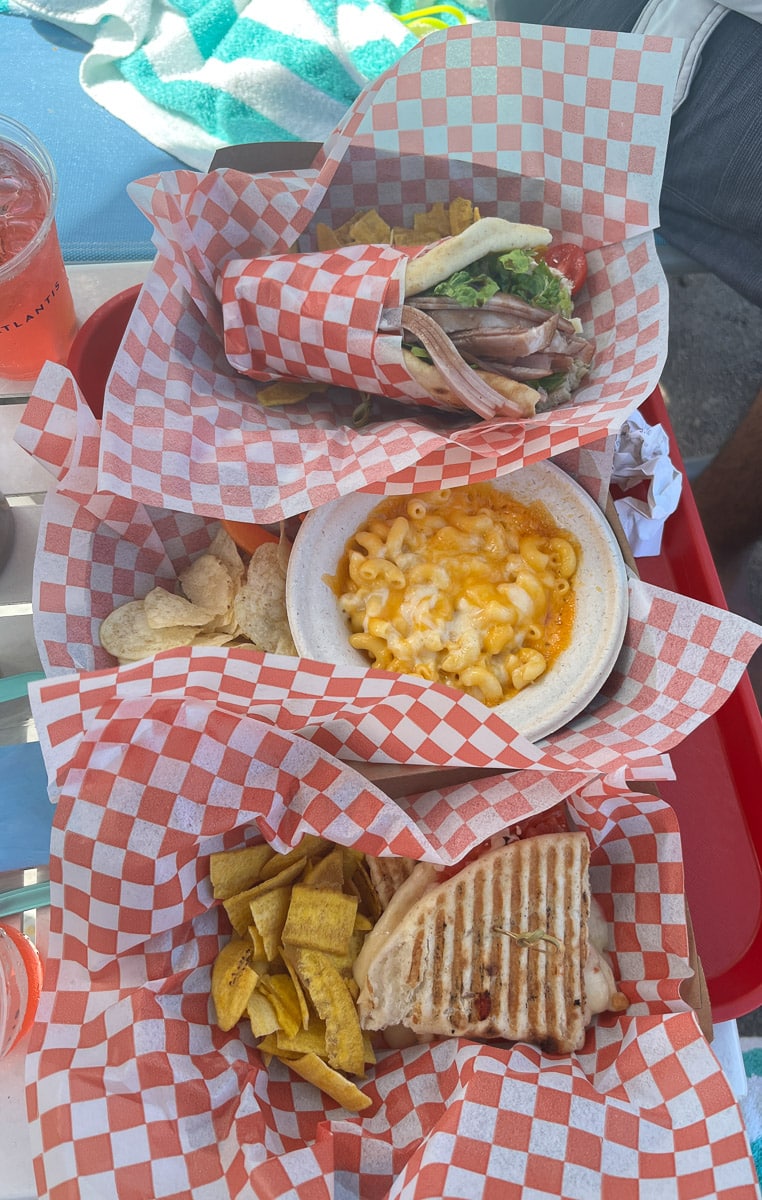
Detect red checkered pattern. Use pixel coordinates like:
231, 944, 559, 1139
24, 724, 759, 1198
17, 379, 762, 785
84, 23, 679, 523
221, 244, 423, 399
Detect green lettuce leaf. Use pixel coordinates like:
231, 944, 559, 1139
431, 249, 573, 316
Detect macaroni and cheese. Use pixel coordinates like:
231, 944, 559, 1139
330, 483, 578, 707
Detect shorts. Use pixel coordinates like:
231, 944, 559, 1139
487, 0, 762, 308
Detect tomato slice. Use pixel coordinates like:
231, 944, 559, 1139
544, 243, 588, 296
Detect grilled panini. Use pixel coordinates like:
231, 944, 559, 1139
355, 832, 625, 1055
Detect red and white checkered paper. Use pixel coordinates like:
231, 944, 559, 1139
23, 683, 760, 1198
16, 366, 762, 788
221, 243, 433, 402
91, 22, 682, 523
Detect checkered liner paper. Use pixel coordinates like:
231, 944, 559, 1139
24, 673, 762, 1199
16, 366, 762, 785
90, 22, 682, 523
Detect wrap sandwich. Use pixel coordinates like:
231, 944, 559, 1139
220, 214, 593, 422
401, 216, 594, 419
356, 830, 626, 1055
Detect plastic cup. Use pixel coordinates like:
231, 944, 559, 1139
0, 921, 43, 1057
66, 283, 140, 419
0, 115, 77, 384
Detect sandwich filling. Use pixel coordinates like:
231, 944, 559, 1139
401, 217, 595, 416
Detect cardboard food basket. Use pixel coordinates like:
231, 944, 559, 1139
83, 20, 681, 524
14, 21, 762, 1200
20, 638, 758, 1199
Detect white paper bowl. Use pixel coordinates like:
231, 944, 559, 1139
286, 463, 629, 742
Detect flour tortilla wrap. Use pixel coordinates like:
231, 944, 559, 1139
401, 217, 594, 420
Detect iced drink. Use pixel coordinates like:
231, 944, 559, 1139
0, 116, 77, 382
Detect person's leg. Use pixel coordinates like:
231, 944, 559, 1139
691, 388, 762, 706
659, 13, 762, 309
691, 388, 762, 567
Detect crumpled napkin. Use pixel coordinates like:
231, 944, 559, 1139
612, 409, 683, 556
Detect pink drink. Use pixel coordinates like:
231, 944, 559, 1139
0, 118, 77, 382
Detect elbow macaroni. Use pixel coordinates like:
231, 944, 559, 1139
331, 483, 578, 707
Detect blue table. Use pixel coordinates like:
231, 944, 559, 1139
0, 15, 184, 262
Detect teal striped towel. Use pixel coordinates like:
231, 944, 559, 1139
1, 0, 488, 169
742, 1038, 762, 1187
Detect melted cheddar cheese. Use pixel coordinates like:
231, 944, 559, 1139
330, 483, 578, 707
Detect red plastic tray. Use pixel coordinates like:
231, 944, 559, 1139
68, 294, 762, 1020
624, 389, 762, 1022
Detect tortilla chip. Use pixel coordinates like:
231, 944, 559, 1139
208, 526, 246, 588
142, 587, 212, 629
99, 601, 197, 661
258, 380, 330, 407
179, 554, 237, 617
316, 222, 342, 251
233, 541, 296, 654
349, 209, 392, 245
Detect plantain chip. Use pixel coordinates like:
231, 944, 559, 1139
248, 886, 293, 960
211, 937, 259, 1032
210, 838, 382, 1110
349, 861, 384, 924
259, 836, 330, 880
259, 973, 303, 1039
275, 1016, 329, 1058
223, 866, 304, 938
302, 846, 345, 892
210, 843, 275, 899
247, 924, 268, 964
279, 945, 311, 1029
291, 947, 365, 1077
283, 1053, 373, 1112
282, 885, 358, 955
247, 989, 281, 1038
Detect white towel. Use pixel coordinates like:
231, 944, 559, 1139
1, 0, 488, 168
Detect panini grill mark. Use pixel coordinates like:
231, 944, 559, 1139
367, 856, 416, 910
529, 835, 547, 1046
549, 834, 568, 1049
407, 923, 426, 1019
485, 857, 503, 1037
428, 895, 448, 1027
470, 864, 487, 1029
451, 878, 468, 1033
506, 837, 525, 1041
